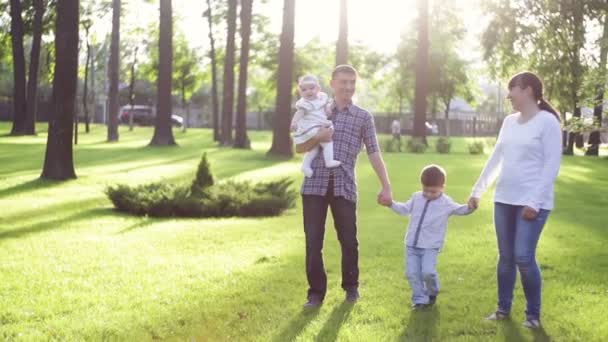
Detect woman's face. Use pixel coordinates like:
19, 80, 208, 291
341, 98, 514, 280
506, 84, 533, 112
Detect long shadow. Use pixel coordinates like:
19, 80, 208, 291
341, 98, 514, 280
0, 207, 114, 241
0, 177, 66, 198
399, 306, 440, 342
499, 319, 527, 342
314, 301, 354, 342
531, 325, 551, 342
116, 218, 161, 234
271, 308, 320, 342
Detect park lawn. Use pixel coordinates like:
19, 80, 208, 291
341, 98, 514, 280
0, 122, 607, 341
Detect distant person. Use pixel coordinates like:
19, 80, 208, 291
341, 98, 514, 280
291, 75, 341, 178
383, 164, 475, 309
391, 119, 402, 152
468, 71, 562, 329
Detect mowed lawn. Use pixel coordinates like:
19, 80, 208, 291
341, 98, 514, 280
0, 123, 607, 341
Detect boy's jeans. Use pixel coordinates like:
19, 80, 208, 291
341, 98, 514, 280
405, 246, 440, 304
494, 202, 550, 319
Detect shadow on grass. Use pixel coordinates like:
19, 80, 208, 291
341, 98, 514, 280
498, 319, 526, 342
0, 177, 65, 198
116, 218, 159, 234
314, 301, 354, 342
0, 207, 114, 241
399, 306, 440, 341
272, 307, 320, 342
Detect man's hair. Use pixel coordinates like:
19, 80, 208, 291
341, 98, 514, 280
331, 64, 358, 80
298, 74, 319, 86
420, 164, 446, 187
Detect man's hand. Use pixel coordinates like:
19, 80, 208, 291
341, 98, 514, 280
295, 126, 333, 153
467, 197, 480, 210
522, 206, 538, 220
316, 126, 333, 143
377, 187, 393, 206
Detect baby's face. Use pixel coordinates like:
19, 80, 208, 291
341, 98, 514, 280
299, 83, 320, 100
422, 185, 444, 200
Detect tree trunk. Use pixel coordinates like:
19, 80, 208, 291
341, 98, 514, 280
220, 0, 237, 145
336, 0, 348, 65
82, 24, 91, 134
128, 46, 138, 131
206, 0, 220, 142
107, 0, 120, 141
234, 0, 252, 149
150, 0, 176, 146
41, 0, 78, 180
24, 0, 45, 135
586, 10, 608, 156
444, 98, 451, 137
413, 0, 429, 144
91, 40, 96, 125
268, 0, 295, 157
9, 0, 27, 135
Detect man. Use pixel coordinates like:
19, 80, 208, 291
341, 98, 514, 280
391, 118, 402, 152
295, 65, 393, 308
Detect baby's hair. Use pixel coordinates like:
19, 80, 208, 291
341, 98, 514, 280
420, 164, 446, 187
298, 74, 320, 86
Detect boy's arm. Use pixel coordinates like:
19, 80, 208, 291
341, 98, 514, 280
448, 197, 476, 216
390, 198, 413, 216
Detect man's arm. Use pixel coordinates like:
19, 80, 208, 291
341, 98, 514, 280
295, 126, 333, 153
368, 152, 392, 205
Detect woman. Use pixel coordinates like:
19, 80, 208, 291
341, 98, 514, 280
468, 71, 562, 329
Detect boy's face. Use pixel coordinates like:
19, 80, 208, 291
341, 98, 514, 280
422, 185, 444, 200
299, 83, 319, 100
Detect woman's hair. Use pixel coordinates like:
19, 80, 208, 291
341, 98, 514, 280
508, 71, 561, 122
420, 164, 446, 187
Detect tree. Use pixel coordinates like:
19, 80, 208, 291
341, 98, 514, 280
586, 5, 608, 156
9, 0, 27, 135
220, 0, 237, 145
173, 33, 202, 133
24, 0, 45, 135
107, 0, 120, 141
268, 0, 295, 157
336, 0, 347, 65
41, 0, 78, 180
234, 0, 252, 149
413, 0, 429, 143
150, 0, 176, 145
204, 0, 220, 142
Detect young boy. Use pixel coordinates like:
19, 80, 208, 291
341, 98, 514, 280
384, 164, 475, 309
291, 74, 341, 178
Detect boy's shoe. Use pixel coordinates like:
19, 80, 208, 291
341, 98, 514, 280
485, 310, 510, 321
522, 316, 541, 329
411, 303, 428, 310
303, 297, 322, 308
326, 160, 341, 168
428, 295, 437, 305
345, 290, 360, 303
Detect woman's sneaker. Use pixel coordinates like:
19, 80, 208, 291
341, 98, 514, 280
485, 310, 509, 321
523, 316, 541, 329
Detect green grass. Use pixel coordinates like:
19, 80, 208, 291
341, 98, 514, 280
1, 123, 607, 341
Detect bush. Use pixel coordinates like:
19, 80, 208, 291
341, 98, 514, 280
468, 140, 485, 155
106, 156, 298, 218
406, 138, 427, 153
435, 137, 451, 154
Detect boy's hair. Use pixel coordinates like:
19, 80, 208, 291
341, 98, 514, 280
331, 64, 358, 79
298, 74, 320, 86
420, 164, 446, 187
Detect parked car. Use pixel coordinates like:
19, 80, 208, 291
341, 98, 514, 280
118, 105, 183, 127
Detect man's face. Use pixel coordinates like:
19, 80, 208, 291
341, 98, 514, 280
330, 72, 356, 102
299, 83, 319, 100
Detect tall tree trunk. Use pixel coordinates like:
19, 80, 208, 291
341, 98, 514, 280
586, 10, 608, 156
91, 40, 96, 125
221, 0, 237, 145
9, 0, 27, 135
107, 0, 120, 141
336, 0, 348, 65
41, 0, 79, 180
150, 0, 176, 145
268, 0, 295, 157
128, 46, 138, 131
413, 0, 429, 144
443, 98, 451, 137
24, 0, 45, 135
234, 0, 252, 149
82, 24, 91, 134
206, 0, 220, 142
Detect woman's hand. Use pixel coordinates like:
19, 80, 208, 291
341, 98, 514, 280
522, 206, 538, 220
467, 197, 480, 210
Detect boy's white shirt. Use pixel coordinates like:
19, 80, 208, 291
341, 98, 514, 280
391, 191, 473, 250
471, 110, 562, 212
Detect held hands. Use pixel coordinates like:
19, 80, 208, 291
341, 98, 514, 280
467, 197, 479, 210
522, 206, 538, 220
377, 187, 393, 207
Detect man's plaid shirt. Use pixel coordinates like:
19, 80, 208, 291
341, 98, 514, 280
300, 102, 379, 203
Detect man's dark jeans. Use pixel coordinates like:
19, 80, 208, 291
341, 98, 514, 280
302, 179, 359, 301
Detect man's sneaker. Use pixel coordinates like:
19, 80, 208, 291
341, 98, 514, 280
522, 316, 541, 329
303, 297, 322, 308
345, 290, 360, 303
428, 295, 437, 305
485, 310, 510, 321
411, 303, 428, 310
